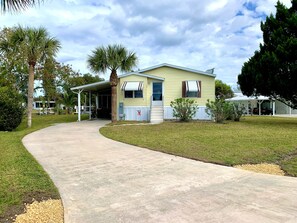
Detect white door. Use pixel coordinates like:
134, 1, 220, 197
152, 82, 163, 106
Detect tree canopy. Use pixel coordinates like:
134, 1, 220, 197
0, 26, 61, 127
238, 0, 297, 108
215, 79, 234, 99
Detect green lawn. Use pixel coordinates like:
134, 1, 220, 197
0, 114, 87, 222
100, 116, 297, 177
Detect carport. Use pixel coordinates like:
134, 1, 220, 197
226, 93, 275, 115
71, 81, 111, 121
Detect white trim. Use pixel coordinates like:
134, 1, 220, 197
152, 81, 163, 106
119, 72, 165, 80
70, 80, 110, 91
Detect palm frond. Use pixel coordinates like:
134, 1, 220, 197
87, 44, 138, 75
1, 0, 43, 13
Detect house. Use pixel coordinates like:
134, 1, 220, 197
71, 63, 216, 122
226, 92, 297, 116
33, 100, 56, 114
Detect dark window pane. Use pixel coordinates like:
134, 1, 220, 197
125, 91, 133, 98
186, 91, 197, 97
135, 90, 143, 98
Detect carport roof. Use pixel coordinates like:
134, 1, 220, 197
70, 72, 164, 92
226, 93, 270, 102
71, 80, 110, 92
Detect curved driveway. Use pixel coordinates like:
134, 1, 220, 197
23, 120, 297, 223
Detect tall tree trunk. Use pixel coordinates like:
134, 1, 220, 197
27, 63, 35, 128
110, 70, 118, 122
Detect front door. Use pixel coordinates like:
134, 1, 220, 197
152, 82, 163, 106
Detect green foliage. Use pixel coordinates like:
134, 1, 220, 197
170, 98, 198, 122
238, 0, 297, 108
0, 86, 24, 131
215, 79, 234, 99
206, 99, 232, 123
87, 44, 138, 74
230, 103, 245, 121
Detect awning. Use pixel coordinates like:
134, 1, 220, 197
186, 80, 200, 92
121, 81, 143, 91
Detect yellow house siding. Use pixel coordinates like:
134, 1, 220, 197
117, 75, 149, 107
141, 67, 215, 106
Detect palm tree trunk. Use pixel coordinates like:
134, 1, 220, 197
27, 63, 35, 128
111, 85, 117, 122
110, 70, 118, 122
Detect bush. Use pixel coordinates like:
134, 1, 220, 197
0, 87, 24, 131
170, 98, 198, 122
231, 103, 245, 121
206, 99, 232, 123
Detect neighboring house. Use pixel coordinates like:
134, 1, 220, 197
33, 100, 56, 114
226, 92, 297, 116
71, 63, 216, 122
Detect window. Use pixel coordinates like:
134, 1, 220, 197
182, 80, 201, 98
125, 91, 133, 98
121, 81, 144, 99
134, 90, 143, 98
125, 90, 143, 98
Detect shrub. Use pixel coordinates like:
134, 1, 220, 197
0, 87, 24, 131
170, 98, 198, 122
206, 99, 232, 123
231, 103, 245, 121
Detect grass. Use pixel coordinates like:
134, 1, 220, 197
100, 116, 297, 177
0, 114, 87, 222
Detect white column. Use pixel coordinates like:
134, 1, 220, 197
96, 94, 99, 109
273, 101, 275, 115
78, 90, 81, 122
258, 100, 263, 115
89, 91, 92, 120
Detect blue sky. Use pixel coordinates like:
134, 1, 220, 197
0, 0, 292, 88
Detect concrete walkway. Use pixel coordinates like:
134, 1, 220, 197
22, 120, 297, 223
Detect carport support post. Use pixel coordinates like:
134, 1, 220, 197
272, 101, 275, 116
258, 100, 263, 115
77, 89, 83, 122
89, 91, 92, 120
95, 94, 99, 110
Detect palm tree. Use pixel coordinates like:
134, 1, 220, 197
0, 26, 61, 127
1, 0, 42, 12
87, 44, 137, 122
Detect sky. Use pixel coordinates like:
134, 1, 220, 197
0, 0, 292, 88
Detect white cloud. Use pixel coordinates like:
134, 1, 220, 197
0, 0, 291, 87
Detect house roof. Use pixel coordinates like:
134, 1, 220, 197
70, 72, 164, 92
71, 63, 214, 92
138, 63, 216, 78
119, 72, 164, 80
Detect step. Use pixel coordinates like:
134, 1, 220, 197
150, 119, 163, 124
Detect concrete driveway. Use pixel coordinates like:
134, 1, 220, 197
22, 120, 297, 223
